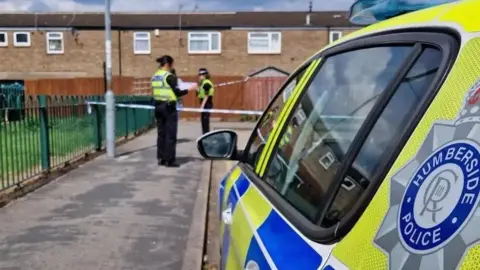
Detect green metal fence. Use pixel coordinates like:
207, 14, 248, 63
0, 82, 24, 96
0, 94, 155, 191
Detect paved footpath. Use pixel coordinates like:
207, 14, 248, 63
0, 122, 214, 270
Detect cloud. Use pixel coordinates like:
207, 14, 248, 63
0, 0, 102, 12
0, 0, 352, 12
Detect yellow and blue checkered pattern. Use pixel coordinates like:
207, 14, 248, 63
217, 1, 480, 269
330, 1, 480, 269
219, 168, 333, 269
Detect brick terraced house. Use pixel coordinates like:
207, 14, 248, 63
0, 12, 358, 79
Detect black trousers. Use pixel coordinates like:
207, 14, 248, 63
155, 101, 178, 162
201, 101, 213, 134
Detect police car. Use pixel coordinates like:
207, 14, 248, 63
196, 0, 480, 269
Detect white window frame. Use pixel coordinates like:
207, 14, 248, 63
188, 32, 221, 54
329, 31, 343, 43
0, 32, 7, 47
133, 32, 151, 54
248, 32, 281, 54
46, 32, 64, 54
319, 151, 336, 170
14, 32, 31, 47
295, 109, 307, 124
341, 176, 357, 191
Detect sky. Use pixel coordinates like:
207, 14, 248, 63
0, 0, 354, 12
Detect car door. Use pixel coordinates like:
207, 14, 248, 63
218, 58, 321, 270
319, 33, 461, 270
224, 32, 458, 270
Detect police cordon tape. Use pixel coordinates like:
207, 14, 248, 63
86, 101, 369, 119
213, 78, 249, 87
85, 101, 263, 115
89, 71, 363, 117
123, 76, 253, 114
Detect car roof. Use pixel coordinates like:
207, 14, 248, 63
321, 1, 479, 53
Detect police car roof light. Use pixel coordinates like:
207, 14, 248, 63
348, 0, 459, 25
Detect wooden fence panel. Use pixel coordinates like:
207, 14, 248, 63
25, 76, 134, 96
243, 77, 286, 111
22, 75, 286, 121
133, 75, 285, 121
133, 75, 246, 121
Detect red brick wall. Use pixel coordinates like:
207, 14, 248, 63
0, 28, 360, 79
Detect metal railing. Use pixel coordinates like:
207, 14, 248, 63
0, 94, 155, 191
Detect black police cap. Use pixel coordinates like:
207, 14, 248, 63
198, 68, 209, 75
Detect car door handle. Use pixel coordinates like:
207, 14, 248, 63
222, 206, 233, 225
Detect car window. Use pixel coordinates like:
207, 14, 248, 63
244, 64, 310, 168
321, 47, 442, 227
263, 45, 415, 221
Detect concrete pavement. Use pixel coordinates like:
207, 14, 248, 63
0, 122, 213, 270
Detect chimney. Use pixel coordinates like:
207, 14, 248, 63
306, 0, 312, 25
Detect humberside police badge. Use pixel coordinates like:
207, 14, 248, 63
374, 78, 480, 270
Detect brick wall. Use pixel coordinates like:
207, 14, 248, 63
0, 30, 120, 77
0, 28, 359, 78
119, 29, 331, 77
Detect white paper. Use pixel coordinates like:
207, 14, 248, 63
177, 78, 197, 90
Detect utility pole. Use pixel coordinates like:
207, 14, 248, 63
105, 0, 116, 158
178, 4, 183, 52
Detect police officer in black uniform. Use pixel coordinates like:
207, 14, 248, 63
152, 55, 196, 167
197, 68, 215, 134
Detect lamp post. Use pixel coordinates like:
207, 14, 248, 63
104, 0, 115, 158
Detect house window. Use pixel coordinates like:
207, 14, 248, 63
0, 32, 7, 47
319, 152, 336, 170
295, 108, 307, 124
133, 32, 152, 54
188, 32, 221, 54
14, 32, 30, 47
46, 32, 64, 54
248, 32, 281, 54
329, 31, 342, 43
341, 176, 356, 191
133, 32, 151, 54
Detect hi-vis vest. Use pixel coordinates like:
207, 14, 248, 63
273, 120, 293, 148
151, 69, 177, 102
279, 125, 293, 148
197, 79, 214, 99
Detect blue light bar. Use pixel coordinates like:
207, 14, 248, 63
348, 0, 459, 25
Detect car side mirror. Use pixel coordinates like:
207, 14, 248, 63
196, 129, 239, 160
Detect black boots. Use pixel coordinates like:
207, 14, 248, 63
166, 162, 180, 167
158, 159, 179, 167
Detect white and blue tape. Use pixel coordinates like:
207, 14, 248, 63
85, 101, 263, 115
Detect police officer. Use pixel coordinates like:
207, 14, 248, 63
152, 55, 196, 167
197, 68, 214, 134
